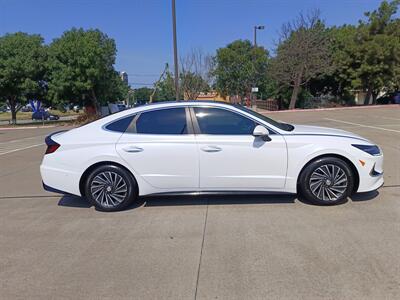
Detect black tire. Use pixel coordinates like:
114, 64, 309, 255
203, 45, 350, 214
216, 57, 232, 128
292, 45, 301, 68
299, 157, 354, 205
84, 165, 138, 212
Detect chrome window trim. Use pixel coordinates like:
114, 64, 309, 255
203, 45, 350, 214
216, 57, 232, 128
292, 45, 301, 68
125, 106, 193, 135
104, 104, 279, 136
102, 114, 136, 133
189, 105, 279, 135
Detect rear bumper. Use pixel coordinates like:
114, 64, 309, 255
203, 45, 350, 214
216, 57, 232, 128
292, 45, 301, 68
40, 164, 82, 196
42, 182, 72, 195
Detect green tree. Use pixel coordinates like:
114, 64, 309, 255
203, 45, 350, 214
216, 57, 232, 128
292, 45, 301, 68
323, 1, 400, 105
156, 70, 180, 101
269, 11, 332, 109
180, 72, 209, 100
213, 40, 269, 103
0, 32, 47, 124
356, 0, 400, 104
47, 28, 123, 114
134, 87, 154, 103
180, 48, 212, 100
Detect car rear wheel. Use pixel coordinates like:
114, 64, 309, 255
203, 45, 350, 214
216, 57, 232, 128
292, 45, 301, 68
84, 165, 138, 211
299, 157, 354, 205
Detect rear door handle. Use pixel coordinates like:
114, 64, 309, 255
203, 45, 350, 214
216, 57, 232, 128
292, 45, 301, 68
201, 145, 222, 152
122, 146, 143, 153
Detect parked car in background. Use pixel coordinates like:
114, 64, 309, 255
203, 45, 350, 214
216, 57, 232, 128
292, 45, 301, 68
32, 110, 60, 121
21, 105, 33, 112
117, 104, 127, 111
41, 101, 384, 212
377, 92, 400, 104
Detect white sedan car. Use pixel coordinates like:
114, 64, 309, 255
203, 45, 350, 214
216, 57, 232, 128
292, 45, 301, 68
41, 101, 383, 211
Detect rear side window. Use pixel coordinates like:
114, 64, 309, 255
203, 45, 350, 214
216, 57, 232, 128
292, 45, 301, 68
105, 115, 135, 133
136, 108, 188, 134
193, 107, 257, 135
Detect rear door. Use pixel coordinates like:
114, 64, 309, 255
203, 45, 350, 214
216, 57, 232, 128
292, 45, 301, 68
116, 107, 199, 189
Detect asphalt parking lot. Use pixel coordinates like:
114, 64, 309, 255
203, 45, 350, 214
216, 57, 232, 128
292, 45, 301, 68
0, 105, 399, 299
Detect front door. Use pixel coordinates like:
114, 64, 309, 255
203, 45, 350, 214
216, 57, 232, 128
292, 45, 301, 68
192, 106, 287, 190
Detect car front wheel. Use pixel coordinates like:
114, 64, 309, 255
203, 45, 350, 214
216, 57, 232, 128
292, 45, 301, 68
299, 157, 354, 205
84, 165, 138, 211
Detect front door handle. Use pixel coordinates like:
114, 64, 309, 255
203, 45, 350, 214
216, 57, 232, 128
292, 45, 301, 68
122, 146, 144, 153
201, 145, 222, 152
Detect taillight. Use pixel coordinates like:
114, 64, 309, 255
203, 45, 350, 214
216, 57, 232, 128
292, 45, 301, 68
45, 143, 60, 154
45, 132, 62, 155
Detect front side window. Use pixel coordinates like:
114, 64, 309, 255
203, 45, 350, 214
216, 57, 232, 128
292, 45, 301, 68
136, 108, 188, 134
194, 107, 257, 135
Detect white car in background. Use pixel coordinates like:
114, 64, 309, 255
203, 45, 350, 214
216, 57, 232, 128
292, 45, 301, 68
40, 101, 384, 211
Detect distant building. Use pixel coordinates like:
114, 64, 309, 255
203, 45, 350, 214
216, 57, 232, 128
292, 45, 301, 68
352, 90, 385, 105
195, 91, 229, 102
120, 71, 128, 85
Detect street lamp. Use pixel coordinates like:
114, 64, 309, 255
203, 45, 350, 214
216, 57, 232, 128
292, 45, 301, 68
253, 25, 265, 47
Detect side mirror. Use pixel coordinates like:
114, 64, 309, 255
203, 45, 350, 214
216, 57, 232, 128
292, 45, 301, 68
252, 125, 271, 141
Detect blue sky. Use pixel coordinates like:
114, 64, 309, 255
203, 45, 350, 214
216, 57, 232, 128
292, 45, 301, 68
0, 0, 389, 87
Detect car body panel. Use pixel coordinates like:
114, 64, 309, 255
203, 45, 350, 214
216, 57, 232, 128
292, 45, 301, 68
116, 133, 199, 189
196, 134, 287, 189
40, 101, 384, 199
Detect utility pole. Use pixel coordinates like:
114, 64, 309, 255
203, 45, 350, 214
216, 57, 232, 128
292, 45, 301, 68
252, 25, 265, 108
172, 0, 180, 101
253, 25, 265, 48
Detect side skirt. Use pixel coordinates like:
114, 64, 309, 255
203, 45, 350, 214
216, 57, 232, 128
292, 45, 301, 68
142, 190, 296, 198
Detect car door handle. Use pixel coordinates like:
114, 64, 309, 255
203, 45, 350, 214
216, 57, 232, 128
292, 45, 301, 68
122, 146, 143, 153
201, 146, 222, 152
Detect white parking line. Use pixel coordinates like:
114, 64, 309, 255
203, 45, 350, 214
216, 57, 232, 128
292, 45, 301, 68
0, 136, 38, 145
374, 116, 400, 121
0, 143, 44, 156
325, 118, 400, 133
0, 125, 55, 130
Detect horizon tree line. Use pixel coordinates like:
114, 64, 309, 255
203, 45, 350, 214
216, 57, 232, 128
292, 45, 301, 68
1, 0, 399, 124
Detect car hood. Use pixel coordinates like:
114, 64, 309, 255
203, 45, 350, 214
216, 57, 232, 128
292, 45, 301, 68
289, 124, 370, 142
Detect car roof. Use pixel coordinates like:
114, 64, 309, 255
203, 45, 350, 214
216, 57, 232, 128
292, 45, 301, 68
136, 100, 234, 108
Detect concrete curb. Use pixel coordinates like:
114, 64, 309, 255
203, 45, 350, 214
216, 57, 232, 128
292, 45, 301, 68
0, 125, 56, 130
260, 104, 400, 114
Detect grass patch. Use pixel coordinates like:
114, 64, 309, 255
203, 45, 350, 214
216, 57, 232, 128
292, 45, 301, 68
0, 110, 80, 121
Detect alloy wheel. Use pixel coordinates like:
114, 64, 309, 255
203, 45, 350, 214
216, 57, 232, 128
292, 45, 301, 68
90, 171, 128, 208
309, 164, 348, 201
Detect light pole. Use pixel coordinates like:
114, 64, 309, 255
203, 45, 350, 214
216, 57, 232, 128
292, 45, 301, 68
172, 0, 180, 101
253, 25, 265, 47
252, 25, 265, 107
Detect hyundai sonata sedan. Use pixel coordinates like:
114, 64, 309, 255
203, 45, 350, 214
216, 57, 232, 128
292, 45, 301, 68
40, 101, 383, 211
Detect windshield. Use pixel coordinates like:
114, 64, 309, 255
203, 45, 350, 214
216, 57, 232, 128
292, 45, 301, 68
234, 105, 294, 132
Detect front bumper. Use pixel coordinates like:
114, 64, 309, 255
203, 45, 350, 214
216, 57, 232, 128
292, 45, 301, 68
357, 154, 384, 193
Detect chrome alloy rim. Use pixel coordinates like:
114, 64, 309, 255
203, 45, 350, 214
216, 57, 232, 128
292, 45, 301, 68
91, 171, 128, 208
309, 164, 348, 201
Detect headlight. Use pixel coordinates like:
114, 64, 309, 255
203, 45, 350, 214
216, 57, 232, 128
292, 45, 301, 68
352, 144, 381, 156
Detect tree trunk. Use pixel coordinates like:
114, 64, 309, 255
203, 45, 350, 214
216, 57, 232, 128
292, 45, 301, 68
90, 89, 100, 116
289, 83, 300, 110
289, 69, 303, 110
364, 85, 372, 105
8, 97, 17, 125
372, 92, 378, 105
